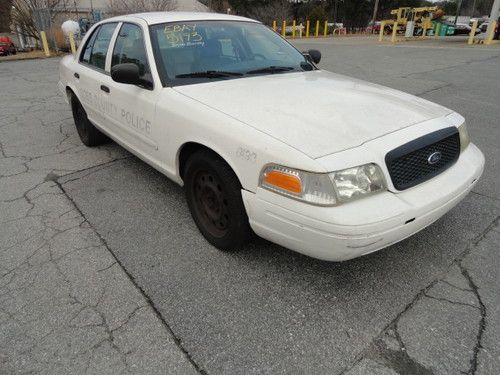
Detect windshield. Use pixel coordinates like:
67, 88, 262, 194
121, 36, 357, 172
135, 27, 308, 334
150, 21, 312, 86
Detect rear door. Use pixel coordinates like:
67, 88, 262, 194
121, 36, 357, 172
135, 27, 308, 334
75, 22, 118, 128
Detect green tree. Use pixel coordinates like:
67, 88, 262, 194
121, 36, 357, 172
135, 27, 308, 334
308, 4, 327, 33
339, 0, 372, 28
227, 0, 268, 16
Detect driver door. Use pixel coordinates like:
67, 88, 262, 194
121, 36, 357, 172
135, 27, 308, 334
100, 22, 160, 163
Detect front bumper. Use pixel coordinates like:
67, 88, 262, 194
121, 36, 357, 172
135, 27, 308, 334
242, 144, 484, 261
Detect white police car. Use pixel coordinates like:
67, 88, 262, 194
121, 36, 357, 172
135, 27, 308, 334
59, 12, 484, 261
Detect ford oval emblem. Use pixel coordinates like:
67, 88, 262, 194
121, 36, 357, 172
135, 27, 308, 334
427, 151, 442, 165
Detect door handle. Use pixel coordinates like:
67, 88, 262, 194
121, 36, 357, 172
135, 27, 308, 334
100, 85, 110, 93
74, 72, 79, 79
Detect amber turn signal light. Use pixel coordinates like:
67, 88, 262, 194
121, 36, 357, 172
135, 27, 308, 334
263, 170, 302, 194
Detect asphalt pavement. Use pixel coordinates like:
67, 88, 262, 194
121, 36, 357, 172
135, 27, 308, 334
1, 37, 499, 374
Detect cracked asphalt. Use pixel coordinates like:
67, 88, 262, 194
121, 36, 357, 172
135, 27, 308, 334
1, 38, 499, 374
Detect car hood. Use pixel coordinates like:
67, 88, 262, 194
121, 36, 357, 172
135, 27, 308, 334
173, 70, 452, 159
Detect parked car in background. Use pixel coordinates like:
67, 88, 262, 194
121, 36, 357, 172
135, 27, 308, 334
454, 23, 480, 35
366, 21, 396, 34
479, 22, 490, 32
470, 18, 487, 27
0, 36, 16, 56
479, 21, 499, 34
366, 21, 381, 33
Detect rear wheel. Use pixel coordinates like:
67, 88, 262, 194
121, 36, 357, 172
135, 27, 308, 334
184, 149, 252, 250
70, 94, 108, 147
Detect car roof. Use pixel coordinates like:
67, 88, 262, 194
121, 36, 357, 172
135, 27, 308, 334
104, 11, 260, 26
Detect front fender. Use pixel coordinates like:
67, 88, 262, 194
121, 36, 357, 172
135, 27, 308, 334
156, 88, 323, 192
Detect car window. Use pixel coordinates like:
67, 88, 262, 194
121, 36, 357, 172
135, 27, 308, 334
80, 26, 100, 64
244, 28, 287, 60
111, 23, 151, 80
80, 23, 117, 70
150, 21, 311, 86
89, 23, 117, 70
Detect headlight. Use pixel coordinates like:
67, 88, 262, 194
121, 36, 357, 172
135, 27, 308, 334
458, 123, 470, 152
259, 163, 386, 206
329, 163, 386, 203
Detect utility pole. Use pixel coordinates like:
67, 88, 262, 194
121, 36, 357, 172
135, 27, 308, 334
454, 0, 463, 25
470, 0, 477, 17
370, 0, 380, 30
486, 0, 500, 37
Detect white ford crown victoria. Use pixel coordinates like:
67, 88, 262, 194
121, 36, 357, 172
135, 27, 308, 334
59, 12, 484, 261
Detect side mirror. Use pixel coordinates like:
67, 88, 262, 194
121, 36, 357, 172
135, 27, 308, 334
308, 49, 321, 64
111, 63, 141, 85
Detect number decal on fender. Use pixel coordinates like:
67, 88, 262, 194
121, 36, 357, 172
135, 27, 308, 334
237, 147, 257, 163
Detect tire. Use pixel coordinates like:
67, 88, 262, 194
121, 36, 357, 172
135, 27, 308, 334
70, 94, 108, 147
184, 149, 253, 250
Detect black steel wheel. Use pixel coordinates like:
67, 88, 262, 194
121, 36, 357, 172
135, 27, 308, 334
184, 149, 252, 250
192, 169, 231, 238
70, 94, 108, 147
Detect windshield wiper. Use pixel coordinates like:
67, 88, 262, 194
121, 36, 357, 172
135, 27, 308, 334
176, 71, 243, 78
246, 66, 296, 75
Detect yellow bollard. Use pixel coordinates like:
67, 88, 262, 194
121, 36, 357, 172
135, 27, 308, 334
391, 22, 398, 43
282, 20, 286, 38
40, 31, 50, 57
69, 32, 76, 54
272, 20, 277, 32
315, 20, 320, 37
292, 20, 296, 38
422, 19, 430, 39
324, 20, 328, 37
306, 20, 310, 38
378, 21, 385, 42
485, 20, 497, 45
468, 20, 478, 45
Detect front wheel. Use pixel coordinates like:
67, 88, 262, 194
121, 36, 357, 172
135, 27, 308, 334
184, 150, 253, 250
